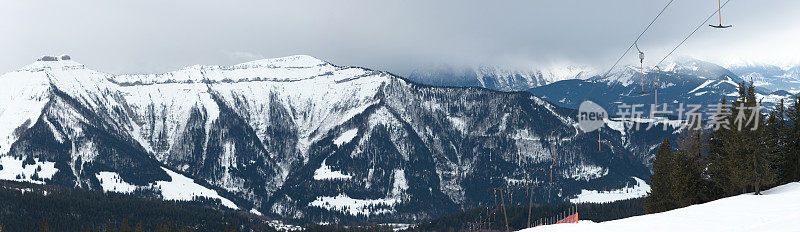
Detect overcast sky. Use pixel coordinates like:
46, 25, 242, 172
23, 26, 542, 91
2, 0, 799, 75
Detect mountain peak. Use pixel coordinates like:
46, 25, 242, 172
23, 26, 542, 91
21, 55, 85, 72
235, 55, 330, 68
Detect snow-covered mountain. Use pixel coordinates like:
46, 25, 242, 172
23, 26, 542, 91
407, 64, 596, 92
531, 57, 794, 111
523, 182, 800, 232
0, 55, 648, 223
726, 62, 800, 93
530, 57, 785, 167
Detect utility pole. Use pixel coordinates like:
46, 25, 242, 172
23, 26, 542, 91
528, 189, 534, 228
500, 189, 510, 232
493, 185, 538, 231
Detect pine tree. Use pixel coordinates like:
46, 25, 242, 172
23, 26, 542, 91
771, 99, 790, 184
786, 96, 800, 182
748, 84, 776, 194
765, 100, 794, 187
672, 129, 707, 205
645, 139, 675, 213
708, 97, 735, 197
721, 81, 777, 195
717, 83, 752, 194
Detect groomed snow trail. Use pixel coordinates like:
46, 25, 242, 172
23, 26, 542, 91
522, 182, 800, 232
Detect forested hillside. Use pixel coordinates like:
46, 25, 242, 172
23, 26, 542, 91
646, 81, 800, 213
0, 180, 276, 232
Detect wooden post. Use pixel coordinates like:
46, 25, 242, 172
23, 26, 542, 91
527, 188, 533, 228
500, 189, 510, 232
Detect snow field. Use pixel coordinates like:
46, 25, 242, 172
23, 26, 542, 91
526, 182, 800, 232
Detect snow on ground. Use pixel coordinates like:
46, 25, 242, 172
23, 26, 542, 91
308, 194, 399, 216
689, 80, 715, 94
380, 223, 413, 231
530, 182, 800, 232
309, 168, 408, 215
0, 156, 58, 184
95, 171, 137, 193
391, 169, 408, 196
563, 164, 608, 181
155, 167, 239, 209
89, 167, 239, 209
268, 220, 303, 231
569, 177, 649, 204
249, 208, 263, 216
0, 69, 50, 155
333, 128, 358, 146
446, 116, 467, 134
313, 159, 352, 180
91, 167, 239, 209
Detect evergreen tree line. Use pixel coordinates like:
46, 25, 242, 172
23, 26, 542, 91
0, 180, 273, 232
646, 81, 800, 214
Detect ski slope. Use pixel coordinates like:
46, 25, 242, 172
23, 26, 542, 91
522, 182, 800, 232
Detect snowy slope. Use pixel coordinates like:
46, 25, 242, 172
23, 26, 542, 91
523, 182, 800, 232
569, 177, 650, 204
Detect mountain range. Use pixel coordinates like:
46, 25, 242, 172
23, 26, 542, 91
0, 55, 650, 224
406, 64, 595, 92
725, 62, 800, 93
531, 57, 797, 113
408, 57, 800, 172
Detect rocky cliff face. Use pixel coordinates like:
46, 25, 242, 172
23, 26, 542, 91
0, 55, 648, 223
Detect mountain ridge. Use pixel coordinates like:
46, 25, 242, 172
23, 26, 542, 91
0, 55, 650, 223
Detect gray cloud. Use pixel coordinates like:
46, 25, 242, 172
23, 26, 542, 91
2, 0, 799, 75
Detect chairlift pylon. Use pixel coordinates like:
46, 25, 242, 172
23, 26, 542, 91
709, 0, 732, 28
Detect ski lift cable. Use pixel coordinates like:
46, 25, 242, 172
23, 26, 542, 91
599, 0, 676, 79
655, 0, 732, 67
582, 0, 675, 102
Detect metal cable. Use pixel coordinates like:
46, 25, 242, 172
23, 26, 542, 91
655, 0, 732, 67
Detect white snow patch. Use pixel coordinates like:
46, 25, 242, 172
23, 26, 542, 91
604, 118, 626, 136
0, 156, 58, 184
333, 128, 358, 146
569, 177, 650, 204
391, 169, 408, 196
309, 169, 406, 216
250, 208, 263, 216
268, 220, 303, 231
309, 194, 400, 216
313, 159, 352, 180
688, 80, 715, 94
95, 171, 138, 193
714, 76, 739, 88
380, 223, 413, 231
564, 165, 608, 181
155, 167, 239, 209
447, 116, 467, 134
